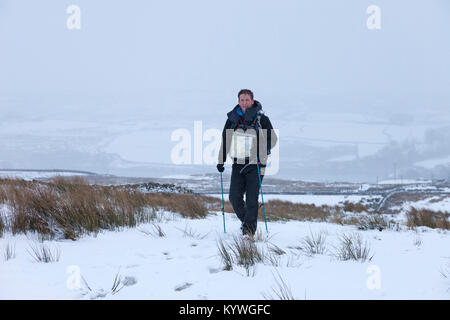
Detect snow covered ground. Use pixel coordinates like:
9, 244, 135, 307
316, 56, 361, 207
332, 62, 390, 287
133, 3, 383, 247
1, 208, 449, 300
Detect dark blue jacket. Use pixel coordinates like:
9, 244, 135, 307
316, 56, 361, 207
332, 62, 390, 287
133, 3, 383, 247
218, 100, 277, 165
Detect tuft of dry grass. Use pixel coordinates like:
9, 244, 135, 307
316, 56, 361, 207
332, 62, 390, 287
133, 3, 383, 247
413, 234, 423, 247
3, 242, 16, 261
110, 271, 125, 295
333, 233, 373, 262
0, 215, 4, 238
217, 235, 265, 275
176, 224, 209, 240
145, 193, 208, 219
217, 238, 233, 271
229, 235, 264, 269
139, 223, 166, 238
407, 207, 449, 230
79, 270, 136, 299
297, 230, 327, 256
267, 243, 286, 256
356, 215, 388, 231
27, 242, 61, 263
262, 270, 295, 300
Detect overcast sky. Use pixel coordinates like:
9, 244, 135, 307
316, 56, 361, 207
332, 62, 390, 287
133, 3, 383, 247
0, 0, 448, 98
0, 0, 449, 181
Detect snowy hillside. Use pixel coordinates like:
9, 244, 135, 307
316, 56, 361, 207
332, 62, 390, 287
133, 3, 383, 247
0, 210, 448, 300
0, 179, 449, 300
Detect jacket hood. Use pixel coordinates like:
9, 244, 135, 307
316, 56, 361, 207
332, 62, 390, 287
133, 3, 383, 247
227, 100, 264, 128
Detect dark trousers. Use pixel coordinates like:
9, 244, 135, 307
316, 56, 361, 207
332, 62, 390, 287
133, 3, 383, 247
229, 163, 264, 235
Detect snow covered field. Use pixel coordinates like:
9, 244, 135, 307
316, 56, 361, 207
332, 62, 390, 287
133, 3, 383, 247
1, 209, 449, 300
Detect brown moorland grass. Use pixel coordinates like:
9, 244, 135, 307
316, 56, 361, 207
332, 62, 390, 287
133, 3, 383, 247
0, 177, 209, 240
260, 200, 336, 222
342, 201, 369, 213
2, 177, 448, 239
406, 207, 450, 230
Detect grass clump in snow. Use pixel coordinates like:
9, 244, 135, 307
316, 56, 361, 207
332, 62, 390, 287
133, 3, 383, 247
217, 236, 266, 275
333, 233, 373, 262
176, 223, 209, 240
356, 214, 389, 231
139, 223, 166, 238
229, 235, 264, 269
267, 243, 286, 256
217, 238, 233, 271
27, 242, 61, 263
406, 207, 449, 230
296, 230, 327, 256
0, 215, 4, 238
3, 242, 16, 261
150, 223, 166, 237
79, 270, 136, 299
262, 270, 295, 300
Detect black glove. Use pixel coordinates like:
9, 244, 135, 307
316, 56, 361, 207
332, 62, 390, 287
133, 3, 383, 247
216, 164, 224, 173
258, 163, 266, 168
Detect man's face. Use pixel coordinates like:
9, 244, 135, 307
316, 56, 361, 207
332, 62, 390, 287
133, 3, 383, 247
238, 94, 254, 112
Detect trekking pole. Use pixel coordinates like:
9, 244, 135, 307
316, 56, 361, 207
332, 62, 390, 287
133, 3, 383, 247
256, 157, 268, 233
220, 171, 226, 233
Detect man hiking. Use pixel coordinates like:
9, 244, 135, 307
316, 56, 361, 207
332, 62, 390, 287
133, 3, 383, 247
217, 89, 277, 238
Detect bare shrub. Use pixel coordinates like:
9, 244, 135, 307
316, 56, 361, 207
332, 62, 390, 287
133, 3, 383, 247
333, 233, 373, 262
